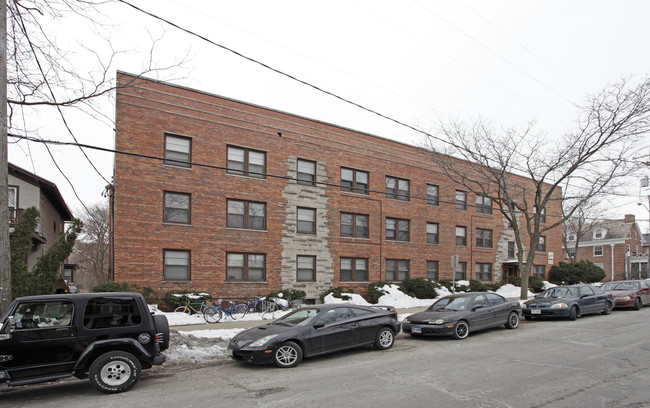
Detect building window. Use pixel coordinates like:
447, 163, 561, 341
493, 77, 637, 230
164, 134, 191, 167
533, 265, 546, 279
476, 228, 493, 248
226, 253, 265, 281
426, 184, 439, 206
567, 233, 576, 241
164, 250, 190, 281
340, 213, 369, 238
227, 146, 266, 178
164, 192, 191, 224
386, 218, 410, 241
386, 176, 410, 201
297, 159, 316, 186
534, 206, 547, 223
508, 241, 516, 258
427, 223, 439, 244
340, 258, 368, 282
297, 207, 316, 234
536, 236, 546, 252
297, 255, 316, 282
341, 167, 368, 194
426, 261, 439, 280
8, 186, 17, 209
476, 263, 492, 281
594, 229, 605, 239
567, 247, 576, 257
456, 190, 467, 210
476, 195, 492, 214
455, 261, 467, 280
386, 259, 409, 281
594, 246, 603, 256
456, 226, 467, 246
227, 200, 266, 230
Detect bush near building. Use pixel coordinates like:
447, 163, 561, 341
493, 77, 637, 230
548, 260, 606, 285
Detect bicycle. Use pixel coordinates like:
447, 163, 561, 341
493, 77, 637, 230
260, 296, 298, 320
205, 299, 248, 322
242, 296, 279, 320
174, 298, 219, 323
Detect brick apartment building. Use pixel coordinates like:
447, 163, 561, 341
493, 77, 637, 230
113, 72, 562, 301
565, 214, 647, 280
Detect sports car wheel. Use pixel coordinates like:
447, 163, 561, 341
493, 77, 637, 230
569, 305, 580, 321
602, 301, 613, 315
505, 312, 519, 329
273, 341, 303, 368
633, 298, 642, 310
374, 327, 395, 350
453, 321, 469, 340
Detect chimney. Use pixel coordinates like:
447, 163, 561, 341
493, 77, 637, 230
624, 214, 635, 223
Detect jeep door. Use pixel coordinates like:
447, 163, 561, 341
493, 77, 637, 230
0, 300, 77, 377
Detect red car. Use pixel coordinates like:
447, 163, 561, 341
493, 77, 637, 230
600, 280, 650, 310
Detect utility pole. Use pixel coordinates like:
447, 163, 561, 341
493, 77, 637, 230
0, 0, 10, 312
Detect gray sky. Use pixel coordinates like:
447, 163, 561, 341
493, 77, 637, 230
9, 0, 650, 231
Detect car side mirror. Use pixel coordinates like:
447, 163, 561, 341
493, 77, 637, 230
581, 294, 590, 299
313, 321, 325, 329
472, 305, 484, 311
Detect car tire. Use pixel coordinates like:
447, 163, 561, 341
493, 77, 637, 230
152, 314, 170, 351
633, 298, 642, 310
505, 312, 520, 329
89, 351, 141, 394
374, 327, 395, 350
453, 321, 470, 340
602, 301, 613, 315
273, 341, 303, 368
569, 305, 580, 321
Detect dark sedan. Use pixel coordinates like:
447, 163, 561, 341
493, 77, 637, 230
601, 280, 650, 309
228, 304, 400, 368
401, 292, 521, 340
522, 285, 614, 320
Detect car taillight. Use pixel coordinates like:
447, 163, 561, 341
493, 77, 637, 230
156, 333, 164, 343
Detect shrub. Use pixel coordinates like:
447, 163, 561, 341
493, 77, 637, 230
265, 289, 307, 301
399, 278, 439, 299
436, 279, 469, 293
162, 291, 212, 309
368, 281, 392, 303
319, 286, 354, 303
93, 282, 158, 304
528, 276, 545, 293
548, 260, 606, 285
468, 280, 500, 292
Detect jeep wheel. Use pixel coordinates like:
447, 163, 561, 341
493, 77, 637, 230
89, 351, 141, 394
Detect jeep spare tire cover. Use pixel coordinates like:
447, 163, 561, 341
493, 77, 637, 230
152, 314, 170, 351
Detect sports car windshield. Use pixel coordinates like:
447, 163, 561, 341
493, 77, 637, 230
429, 296, 471, 312
538, 287, 578, 299
273, 308, 320, 326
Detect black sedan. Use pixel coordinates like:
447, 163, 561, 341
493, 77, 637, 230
228, 304, 400, 368
522, 285, 614, 320
401, 292, 521, 340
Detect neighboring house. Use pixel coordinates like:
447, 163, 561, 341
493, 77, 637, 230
8, 163, 75, 282
564, 214, 647, 281
112, 72, 563, 301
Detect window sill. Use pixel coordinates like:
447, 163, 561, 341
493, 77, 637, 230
163, 222, 192, 226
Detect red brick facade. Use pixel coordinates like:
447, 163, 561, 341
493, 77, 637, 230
113, 72, 563, 301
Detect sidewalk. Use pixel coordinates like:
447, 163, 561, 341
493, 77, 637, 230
172, 306, 428, 332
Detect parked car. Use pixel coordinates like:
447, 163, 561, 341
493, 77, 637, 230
228, 304, 400, 368
601, 280, 650, 310
522, 285, 614, 320
401, 292, 521, 340
0, 292, 169, 394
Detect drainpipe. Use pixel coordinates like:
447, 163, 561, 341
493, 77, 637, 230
610, 243, 615, 281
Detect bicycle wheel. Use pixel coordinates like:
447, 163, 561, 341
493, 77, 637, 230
174, 306, 191, 315
229, 304, 248, 320
203, 306, 222, 323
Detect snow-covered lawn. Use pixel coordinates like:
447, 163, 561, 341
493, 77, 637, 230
158, 282, 551, 365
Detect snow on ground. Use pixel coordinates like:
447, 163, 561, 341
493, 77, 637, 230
160, 282, 547, 365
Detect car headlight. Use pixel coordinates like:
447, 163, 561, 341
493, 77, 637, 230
614, 296, 632, 301
249, 334, 278, 347
429, 319, 445, 325
550, 303, 568, 309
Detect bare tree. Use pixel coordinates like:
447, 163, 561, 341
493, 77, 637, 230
1, 0, 187, 305
69, 201, 110, 290
562, 199, 607, 263
424, 78, 650, 299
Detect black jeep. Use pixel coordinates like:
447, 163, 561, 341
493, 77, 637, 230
0, 292, 169, 394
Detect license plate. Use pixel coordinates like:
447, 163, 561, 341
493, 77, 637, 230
412, 327, 422, 333
531, 309, 541, 315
